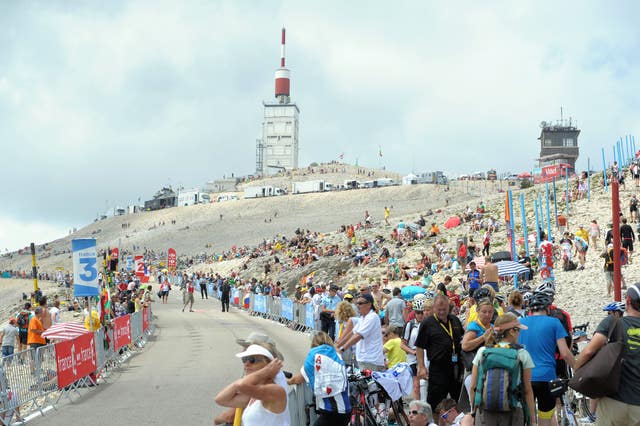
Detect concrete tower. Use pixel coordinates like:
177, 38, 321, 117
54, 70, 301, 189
257, 28, 300, 176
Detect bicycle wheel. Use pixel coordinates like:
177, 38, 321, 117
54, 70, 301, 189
390, 399, 410, 426
578, 396, 596, 421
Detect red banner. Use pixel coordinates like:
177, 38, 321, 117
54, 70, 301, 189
114, 315, 131, 350
74, 332, 97, 380
111, 247, 119, 260
142, 307, 149, 332
167, 248, 177, 271
134, 256, 144, 278
54, 333, 97, 389
542, 164, 561, 179
55, 340, 75, 389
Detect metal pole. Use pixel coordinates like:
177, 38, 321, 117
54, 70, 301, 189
30, 242, 39, 293
588, 157, 591, 202
565, 168, 570, 226
602, 147, 608, 192
545, 183, 552, 240
508, 190, 517, 260
553, 178, 559, 228
617, 140, 623, 169
633, 135, 637, 161
534, 199, 541, 248
538, 195, 545, 233
520, 193, 529, 255
612, 178, 622, 302
626, 135, 630, 166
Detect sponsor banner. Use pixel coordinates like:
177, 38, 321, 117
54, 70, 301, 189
126, 255, 134, 272
253, 294, 266, 313
281, 298, 294, 321
134, 256, 144, 278
74, 332, 97, 380
542, 164, 561, 179
55, 340, 76, 389
305, 303, 315, 329
167, 248, 177, 271
72, 239, 99, 297
110, 247, 119, 260
142, 307, 149, 332
114, 315, 131, 350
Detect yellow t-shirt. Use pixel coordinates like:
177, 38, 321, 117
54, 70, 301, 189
575, 228, 589, 243
466, 304, 504, 327
383, 337, 407, 368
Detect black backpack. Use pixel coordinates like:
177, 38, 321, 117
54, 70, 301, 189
549, 307, 572, 349
17, 311, 30, 329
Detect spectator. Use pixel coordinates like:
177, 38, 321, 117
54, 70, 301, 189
336, 293, 385, 371
383, 326, 406, 368
385, 287, 406, 328
416, 295, 464, 411
0, 318, 19, 361
320, 286, 341, 338
407, 399, 437, 426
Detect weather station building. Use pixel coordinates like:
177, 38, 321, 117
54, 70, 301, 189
256, 28, 300, 176
536, 114, 580, 169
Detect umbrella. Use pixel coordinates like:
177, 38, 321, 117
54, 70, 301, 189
42, 322, 89, 341
517, 172, 533, 179
495, 260, 529, 277
491, 251, 512, 263
444, 216, 461, 229
401, 286, 426, 301
464, 256, 485, 271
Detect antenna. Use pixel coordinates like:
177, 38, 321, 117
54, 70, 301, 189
281, 28, 286, 68
560, 106, 563, 126
274, 27, 291, 103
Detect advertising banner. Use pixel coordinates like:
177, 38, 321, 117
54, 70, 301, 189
142, 307, 149, 332
55, 340, 75, 389
281, 298, 294, 321
305, 303, 315, 329
74, 332, 97, 380
253, 294, 266, 313
134, 256, 150, 283
72, 239, 99, 297
167, 248, 177, 271
126, 255, 134, 272
114, 315, 131, 350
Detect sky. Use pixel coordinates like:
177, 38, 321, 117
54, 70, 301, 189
2, 1, 640, 251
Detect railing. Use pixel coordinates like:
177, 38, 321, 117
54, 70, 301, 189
0, 307, 154, 425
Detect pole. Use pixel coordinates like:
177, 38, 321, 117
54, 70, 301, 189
588, 157, 591, 202
626, 135, 630, 165
520, 193, 529, 255
617, 140, 622, 169
538, 195, 545, 233
633, 135, 637, 161
612, 177, 622, 302
30, 242, 39, 293
545, 183, 552, 240
602, 147, 608, 192
508, 190, 517, 260
534, 199, 541, 247
553, 178, 559, 228
565, 168, 570, 225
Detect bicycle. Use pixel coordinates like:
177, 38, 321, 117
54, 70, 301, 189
348, 370, 410, 426
549, 378, 579, 426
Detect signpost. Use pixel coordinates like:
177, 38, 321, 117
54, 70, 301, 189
72, 239, 99, 297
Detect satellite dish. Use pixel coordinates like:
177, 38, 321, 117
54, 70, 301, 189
540, 121, 547, 128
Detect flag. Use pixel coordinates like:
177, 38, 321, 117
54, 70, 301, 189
378, 146, 383, 157
338, 153, 344, 160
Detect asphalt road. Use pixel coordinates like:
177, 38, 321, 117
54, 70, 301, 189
28, 293, 310, 426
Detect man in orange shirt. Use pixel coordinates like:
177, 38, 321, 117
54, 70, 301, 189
27, 307, 46, 372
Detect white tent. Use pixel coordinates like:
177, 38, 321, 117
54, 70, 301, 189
402, 173, 418, 185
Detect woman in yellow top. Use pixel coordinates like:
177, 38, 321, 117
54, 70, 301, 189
465, 286, 503, 327
383, 326, 406, 368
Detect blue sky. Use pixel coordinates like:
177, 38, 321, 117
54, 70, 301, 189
2, 1, 640, 251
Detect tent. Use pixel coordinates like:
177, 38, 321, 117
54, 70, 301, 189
402, 174, 418, 185
444, 216, 461, 229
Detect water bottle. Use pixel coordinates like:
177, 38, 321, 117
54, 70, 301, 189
420, 379, 428, 401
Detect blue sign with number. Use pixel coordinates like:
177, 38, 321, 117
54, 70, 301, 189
126, 255, 134, 272
282, 299, 294, 321
305, 303, 315, 329
72, 239, 99, 297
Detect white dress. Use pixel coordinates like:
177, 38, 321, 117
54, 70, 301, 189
241, 398, 290, 426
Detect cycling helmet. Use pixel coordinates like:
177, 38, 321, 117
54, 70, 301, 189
535, 282, 556, 297
473, 288, 492, 301
603, 301, 626, 312
528, 292, 553, 311
413, 293, 427, 302
412, 299, 425, 311
522, 292, 533, 304
495, 294, 506, 304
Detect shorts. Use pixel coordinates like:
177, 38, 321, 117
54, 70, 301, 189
605, 270, 614, 284
531, 381, 556, 412
161, 290, 169, 297
1, 346, 14, 357
183, 292, 194, 304
19, 331, 28, 345
623, 239, 634, 252
484, 282, 499, 292
597, 397, 640, 425
410, 363, 418, 376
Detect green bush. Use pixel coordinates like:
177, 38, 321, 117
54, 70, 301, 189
520, 179, 533, 189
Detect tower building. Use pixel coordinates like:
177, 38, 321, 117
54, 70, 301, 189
256, 28, 300, 176
537, 114, 580, 170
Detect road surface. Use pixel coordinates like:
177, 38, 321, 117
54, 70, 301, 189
28, 292, 310, 425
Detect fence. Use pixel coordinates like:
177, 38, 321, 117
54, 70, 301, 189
0, 307, 154, 425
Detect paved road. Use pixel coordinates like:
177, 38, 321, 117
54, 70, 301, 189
29, 293, 310, 426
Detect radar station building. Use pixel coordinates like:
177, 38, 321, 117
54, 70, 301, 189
537, 118, 580, 170
256, 28, 300, 176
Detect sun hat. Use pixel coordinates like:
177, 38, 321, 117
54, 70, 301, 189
236, 332, 284, 361
235, 344, 274, 361
493, 317, 528, 332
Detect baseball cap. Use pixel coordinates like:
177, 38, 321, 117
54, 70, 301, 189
235, 344, 274, 361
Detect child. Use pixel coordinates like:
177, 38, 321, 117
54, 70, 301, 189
383, 326, 406, 368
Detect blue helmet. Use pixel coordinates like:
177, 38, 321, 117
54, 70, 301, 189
603, 302, 626, 313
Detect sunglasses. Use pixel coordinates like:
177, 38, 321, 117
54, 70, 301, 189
356, 301, 370, 305
241, 356, 265, 364
409, 410, 424, 415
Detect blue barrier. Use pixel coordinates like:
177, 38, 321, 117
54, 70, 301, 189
254, 294, 266, 314
282, 298, 294, 321
305, 303, 315, 329
208, 283, 214, 296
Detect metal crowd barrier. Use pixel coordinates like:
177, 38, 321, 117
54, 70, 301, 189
0, 307, 155, 425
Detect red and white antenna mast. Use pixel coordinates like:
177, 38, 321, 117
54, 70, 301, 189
274, 27, 290, 104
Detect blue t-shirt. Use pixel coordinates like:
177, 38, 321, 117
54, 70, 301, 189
467, 320, 488, 337
302, 344, 351, 414
518, 315, 568, 382
321, 295, 341, 311
467, 270, 481, 289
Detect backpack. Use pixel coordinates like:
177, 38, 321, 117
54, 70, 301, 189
474, 346, 528, 421
17, 311, 29, 329
313, 353, 347, 398
549, 307, 572, 349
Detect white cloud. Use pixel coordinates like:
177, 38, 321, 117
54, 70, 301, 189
0, 215, 70, 253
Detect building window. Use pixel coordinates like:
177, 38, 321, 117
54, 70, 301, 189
544, 139, 552, 146
563, 138, 575, 147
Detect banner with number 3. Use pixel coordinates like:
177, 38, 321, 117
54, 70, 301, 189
72, 239, 100, 297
